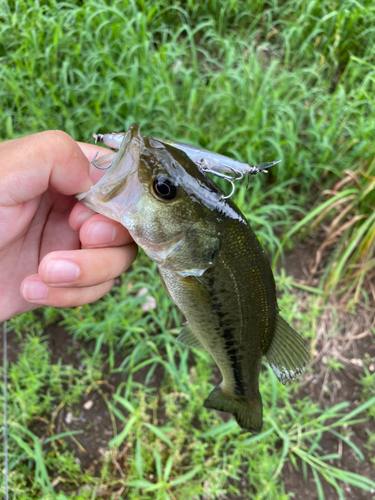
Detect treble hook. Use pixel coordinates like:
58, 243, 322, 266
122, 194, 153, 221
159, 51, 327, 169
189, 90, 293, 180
92, 151, 117, 171
221, 179, 236, 200
198, 161, 242, 200
92, 133, 117, 170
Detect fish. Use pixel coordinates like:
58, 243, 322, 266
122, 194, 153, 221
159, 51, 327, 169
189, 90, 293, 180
77, 123, 309, 433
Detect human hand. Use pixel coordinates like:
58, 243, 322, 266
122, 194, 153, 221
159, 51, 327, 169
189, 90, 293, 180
0, 131, 137, 322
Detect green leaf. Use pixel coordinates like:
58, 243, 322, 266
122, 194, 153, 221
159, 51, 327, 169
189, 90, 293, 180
198, 419, 238, 438
169, 466, 201, 486
312, 467, 325, 500
135, 438, 144, 478
163, 456, 174, 482
109, 416, 137, 447
126, 479, 155, 488
113, 394, 136, 414
143, 423, 175, 450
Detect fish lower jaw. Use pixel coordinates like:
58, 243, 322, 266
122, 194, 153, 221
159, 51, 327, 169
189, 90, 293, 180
76, 191, 124, 224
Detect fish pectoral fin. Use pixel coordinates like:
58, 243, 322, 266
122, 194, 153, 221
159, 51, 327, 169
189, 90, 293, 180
166, 220, 220, 277
266, 315, 309, 384
177, 323, 206, 350
204, 386, 263, 433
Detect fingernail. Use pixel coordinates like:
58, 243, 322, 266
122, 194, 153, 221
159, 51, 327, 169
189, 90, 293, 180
23, 280, 49, 301
86, 221, 116, 245
45, 259, 80, 284
74, 211, 93, 229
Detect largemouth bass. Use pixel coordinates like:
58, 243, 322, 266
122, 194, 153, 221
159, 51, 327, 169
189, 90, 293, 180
77, 124, 309, 432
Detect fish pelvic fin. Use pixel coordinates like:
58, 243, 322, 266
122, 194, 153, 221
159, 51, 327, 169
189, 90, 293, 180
203, 386, 262, 433
266, 315, 309, 385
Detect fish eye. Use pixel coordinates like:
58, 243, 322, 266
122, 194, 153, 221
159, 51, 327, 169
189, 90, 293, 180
152, 177, 178, 200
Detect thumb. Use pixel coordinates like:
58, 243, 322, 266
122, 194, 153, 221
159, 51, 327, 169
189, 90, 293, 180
0, 130, 93, 206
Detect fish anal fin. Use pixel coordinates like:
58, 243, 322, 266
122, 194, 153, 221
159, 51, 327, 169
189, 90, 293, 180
266, 315, 309, 384
177, 323, 205, 350
203, 386, 262, 433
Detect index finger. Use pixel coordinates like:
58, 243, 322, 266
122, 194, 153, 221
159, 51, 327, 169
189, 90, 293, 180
0, 131, 95, 206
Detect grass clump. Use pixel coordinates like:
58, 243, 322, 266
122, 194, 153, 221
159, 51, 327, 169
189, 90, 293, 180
1, 0, 375, 498
1, 0, 374, 293
2, 267, 375, 499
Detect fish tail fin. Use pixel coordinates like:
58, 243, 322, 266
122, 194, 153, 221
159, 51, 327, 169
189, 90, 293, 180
266, 315, 309, 384
203, 386, 262, 433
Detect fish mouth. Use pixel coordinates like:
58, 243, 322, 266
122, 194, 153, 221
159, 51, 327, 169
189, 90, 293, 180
76, 124, 145, 224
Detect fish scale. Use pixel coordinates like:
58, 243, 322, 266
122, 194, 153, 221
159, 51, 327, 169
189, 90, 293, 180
77, 123, 309, 432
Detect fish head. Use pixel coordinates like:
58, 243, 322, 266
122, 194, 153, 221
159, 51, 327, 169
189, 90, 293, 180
77, 124, 244, 272
76, 123, 144, 226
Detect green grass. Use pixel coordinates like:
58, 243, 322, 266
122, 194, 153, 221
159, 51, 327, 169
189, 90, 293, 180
1, 258, 375, 499
1, 0, 374, 290
1, 0, 375, 498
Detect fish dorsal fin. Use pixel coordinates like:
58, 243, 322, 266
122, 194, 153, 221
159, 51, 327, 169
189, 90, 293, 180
177, 323, 205, 350
266, 315, 309, 384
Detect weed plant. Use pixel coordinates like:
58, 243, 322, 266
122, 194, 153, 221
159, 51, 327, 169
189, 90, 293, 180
1, 257, 375, 499
1, 0, 375, 498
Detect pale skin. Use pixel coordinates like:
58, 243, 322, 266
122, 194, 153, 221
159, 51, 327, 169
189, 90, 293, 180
0, 130, 138, 322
